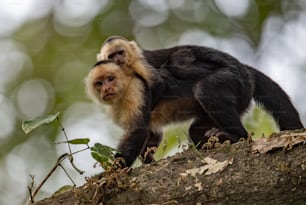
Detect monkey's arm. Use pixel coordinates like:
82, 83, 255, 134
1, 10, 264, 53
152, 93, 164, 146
116, 127, 149, 167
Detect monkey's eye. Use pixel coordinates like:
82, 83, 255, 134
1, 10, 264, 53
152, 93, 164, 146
95, 81, 103, 87
108, 53, 115, 59
117, 50, 124, 55
107, 76, 114, 82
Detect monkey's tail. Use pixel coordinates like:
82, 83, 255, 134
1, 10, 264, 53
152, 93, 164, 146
248, 66, 304, 130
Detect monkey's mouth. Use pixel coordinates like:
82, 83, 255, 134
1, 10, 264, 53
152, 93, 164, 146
117, 60, 125, 65
103, 93, 116, 101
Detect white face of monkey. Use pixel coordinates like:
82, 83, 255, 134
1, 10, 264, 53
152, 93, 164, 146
97, 37, 144, 67
85, 62, 131, 105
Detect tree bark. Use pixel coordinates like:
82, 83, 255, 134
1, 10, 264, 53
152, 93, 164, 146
33, 130, 306, 205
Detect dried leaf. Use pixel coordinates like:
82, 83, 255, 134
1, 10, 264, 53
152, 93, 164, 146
180, 157, 234, 177
194, 182, 203, 191
251, 132, 306, 154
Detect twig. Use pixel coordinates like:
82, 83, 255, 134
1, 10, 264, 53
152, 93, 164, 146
58, 164, 76, 187
31, 154, 68, 199
56, 118, 72, 156
183, 131, 206, 161
27, 175, 35, 203
56, 118, 85, 174
27, 186, 34, 203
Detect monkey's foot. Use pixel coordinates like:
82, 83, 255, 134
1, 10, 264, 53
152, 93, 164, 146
141, 147, 157, 164
204, 128, 240, 143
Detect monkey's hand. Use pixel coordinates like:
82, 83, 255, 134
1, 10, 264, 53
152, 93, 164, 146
114, 152, 127, 168
116, 128, 151, 167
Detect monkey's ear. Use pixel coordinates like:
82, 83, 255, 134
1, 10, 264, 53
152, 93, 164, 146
128, 41, 138, 49
128, 41, 143, 55
97, 53, 102, 61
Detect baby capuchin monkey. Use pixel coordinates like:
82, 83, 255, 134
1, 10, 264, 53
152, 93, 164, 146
88, 36, 303, 167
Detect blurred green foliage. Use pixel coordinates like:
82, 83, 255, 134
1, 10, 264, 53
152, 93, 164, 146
243, 106, 278, 139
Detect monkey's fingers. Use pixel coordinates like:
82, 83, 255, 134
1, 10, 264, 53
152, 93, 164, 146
114, 153, 127, 168
204, 128, 220, 138
120, 167, 132, 174
205, 128, 239, 143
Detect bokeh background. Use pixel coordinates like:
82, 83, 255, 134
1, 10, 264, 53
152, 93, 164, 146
1, 0, 306, 204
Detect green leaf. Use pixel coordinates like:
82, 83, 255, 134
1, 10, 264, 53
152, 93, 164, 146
91, 151, 109, 163
56, 138, 90, 145
90, 143, 117, 164
22, 112, 60, 134
53, 185, 74, 196
93, 143, 117, 153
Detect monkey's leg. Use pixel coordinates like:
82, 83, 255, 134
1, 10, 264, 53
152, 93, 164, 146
193, 72, 249, 142
188, 115, 216, 147
140, 130, 162, 164
189, 115, 243, 148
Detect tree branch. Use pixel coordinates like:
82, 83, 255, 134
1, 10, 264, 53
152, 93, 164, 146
33, 130, 306, 205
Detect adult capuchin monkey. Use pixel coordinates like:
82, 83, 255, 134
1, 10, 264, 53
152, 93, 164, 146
86, 36, 303, 167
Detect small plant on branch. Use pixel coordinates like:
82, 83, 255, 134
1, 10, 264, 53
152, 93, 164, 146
22, 112, 118, 203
